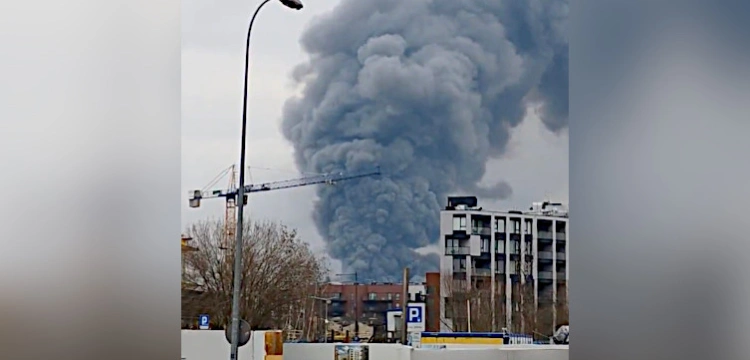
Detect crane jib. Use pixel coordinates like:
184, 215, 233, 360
189, 167, 380, 206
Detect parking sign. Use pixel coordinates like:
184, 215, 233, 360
406, 303, 425, 332
199, 314, 210, 330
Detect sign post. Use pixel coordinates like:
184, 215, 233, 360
405, 303, 425, 348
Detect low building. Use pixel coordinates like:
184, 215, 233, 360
320, 282, 429, 327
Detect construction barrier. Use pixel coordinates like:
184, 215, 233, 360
420, 332, 534, 345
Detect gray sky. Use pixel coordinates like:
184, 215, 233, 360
181, 0, 568, 272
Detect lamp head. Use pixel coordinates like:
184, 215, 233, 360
279, 0, 303, 10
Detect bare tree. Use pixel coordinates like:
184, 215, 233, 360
181, 217, 328, 333
555, 281, 569, 326
536, 297, 555, 337
520, 281, 537, 335
441, 273, 507, 332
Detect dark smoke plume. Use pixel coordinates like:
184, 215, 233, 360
281, 0, 568, 280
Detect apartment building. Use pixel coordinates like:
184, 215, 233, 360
439, 196, 569, 333
322, 282, 429, 325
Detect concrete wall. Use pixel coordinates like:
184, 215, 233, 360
283, 343, 568, 360
284, 343, 411, 360
182, 331, 568, 360
181, 330, 271, 360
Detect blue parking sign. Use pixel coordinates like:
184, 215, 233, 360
199, 314, 210, 330
407, 306, 422, 323
406, 303, 425, 332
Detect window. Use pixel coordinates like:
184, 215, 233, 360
331, 292, 341, 299
509, 260, 518, 274
496, 240, 505, 253
495, 217, 506, 232
368, 292, 377, 300
512, 220, 520, 234
525, 220, 533, 234
445, 238, 459, 248
452, 257, 467, 271
444, 297, 453, 318
453, 215, 467, 230
387, 293, 393, 300
481, 238, 490, 253
395, 293, 400, 300
496, 260, 505, 273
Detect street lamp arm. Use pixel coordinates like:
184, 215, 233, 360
241, 0, 271, 124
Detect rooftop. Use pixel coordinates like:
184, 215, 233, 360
444, 196, 568, 218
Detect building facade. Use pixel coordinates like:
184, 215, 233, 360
321, 282, 428, 325
439, 196, 569, 334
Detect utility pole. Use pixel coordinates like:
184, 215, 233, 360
400, 267, 409, 344
353, 271, 359, 338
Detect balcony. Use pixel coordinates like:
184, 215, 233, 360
445, 246, 470, 255
538, 251, 553, 260
473, 268, 492, 277
556, 233, 566, 241
538, 231, 553, 240
556, 253, 566, 261
362, 296, 392, 303
538, 271, 553, 280
453, 267, 468, 275
556, 272, 567, 281
472, 227, 492, 236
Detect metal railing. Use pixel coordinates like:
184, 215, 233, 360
538, 251, 553, 260
538, 271, 553, 280
472, 227, 492, 236
445, 246, 470, 255
473, 268, 492, 276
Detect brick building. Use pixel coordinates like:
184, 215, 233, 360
320, 278, 442, 332
322, 283, 403, 324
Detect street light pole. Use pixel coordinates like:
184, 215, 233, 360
229, 1, 303, 360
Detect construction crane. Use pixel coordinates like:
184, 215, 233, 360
188, 166, 380, 208
188, 166, 381, 247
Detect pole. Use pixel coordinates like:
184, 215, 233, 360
353, 271, 359, 338
467, 299, 472, 332
229, 1, 271, 360
400, 267, 409, 344
324, 300, 329, 343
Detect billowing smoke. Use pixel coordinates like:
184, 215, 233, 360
281, 0, 568, 280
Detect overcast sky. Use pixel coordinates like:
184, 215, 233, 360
181, 0, 568, 272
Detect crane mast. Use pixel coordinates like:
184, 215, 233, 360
223, 165, 238, 249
